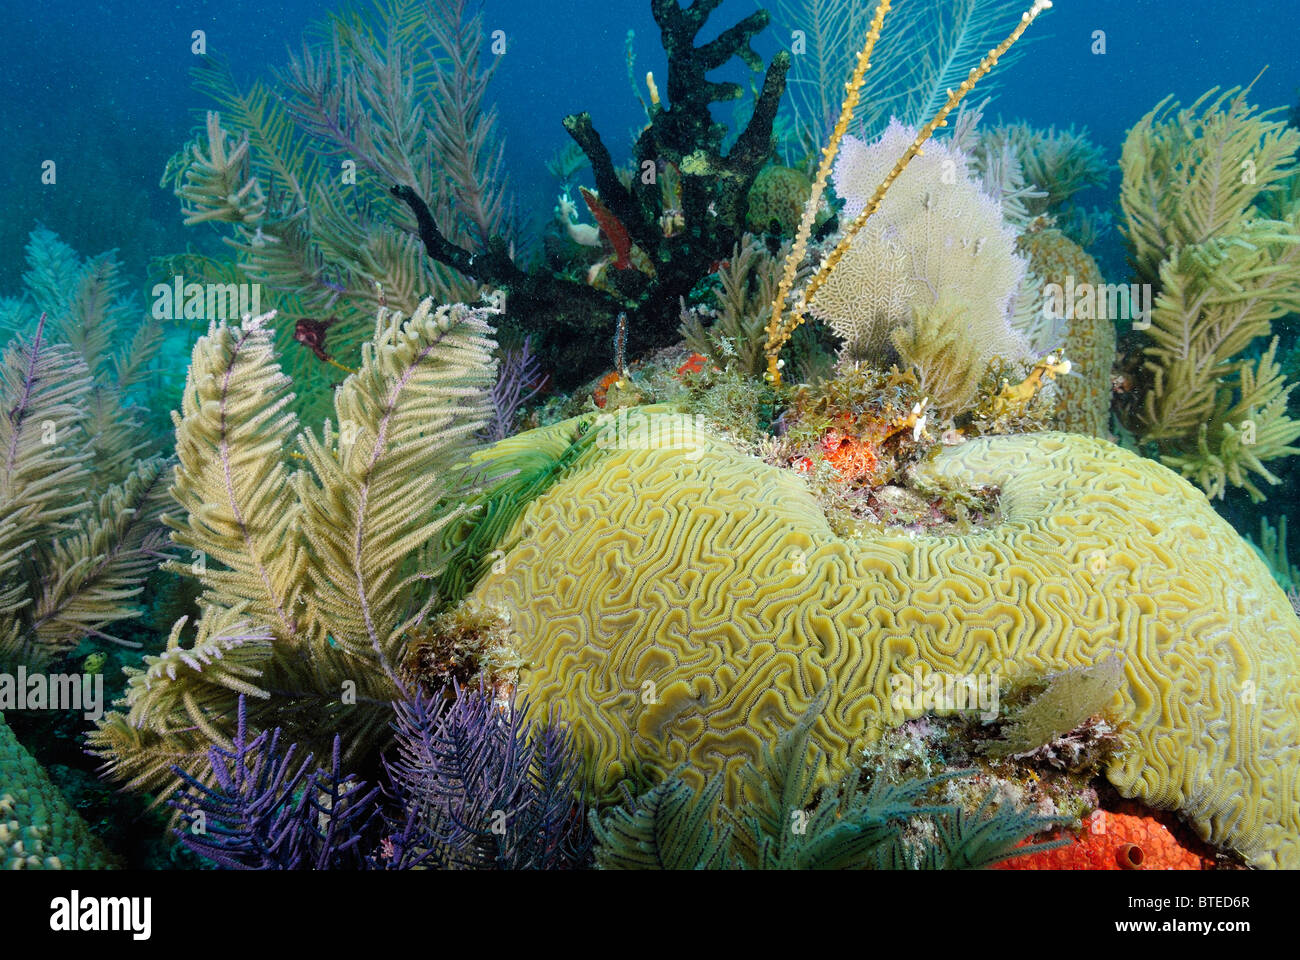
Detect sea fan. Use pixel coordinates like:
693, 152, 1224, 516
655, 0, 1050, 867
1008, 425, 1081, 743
483, 336, 547, 442
381, 684, 591, 870
169, 696, 381, 870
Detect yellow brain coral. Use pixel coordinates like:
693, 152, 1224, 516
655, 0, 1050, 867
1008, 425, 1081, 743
1018, 227, 1116, 437
472, 411, 1300, 868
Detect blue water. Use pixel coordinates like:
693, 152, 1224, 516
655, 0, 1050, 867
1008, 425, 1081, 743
2, 0, 1297, 287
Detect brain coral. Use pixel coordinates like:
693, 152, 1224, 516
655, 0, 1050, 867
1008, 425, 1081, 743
1018, 227, 1116, 437
0, 711, 118, 868
471, 410, 1300, 868
745, 165, 815, 237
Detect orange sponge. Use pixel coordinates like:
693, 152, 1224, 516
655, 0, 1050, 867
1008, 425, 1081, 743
995, 803, 1216, 870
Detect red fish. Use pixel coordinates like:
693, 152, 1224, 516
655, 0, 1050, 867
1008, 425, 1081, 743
580, 187, 633, 270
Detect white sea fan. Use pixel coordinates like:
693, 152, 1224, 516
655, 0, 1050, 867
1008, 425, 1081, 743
810, 119, 1030, 367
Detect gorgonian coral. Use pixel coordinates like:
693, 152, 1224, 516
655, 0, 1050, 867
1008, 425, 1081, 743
811, 121, 1029, 377
168, 686, 591, 871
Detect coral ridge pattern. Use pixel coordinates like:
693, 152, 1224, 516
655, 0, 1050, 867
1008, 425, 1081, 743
470, 410, 1300, 868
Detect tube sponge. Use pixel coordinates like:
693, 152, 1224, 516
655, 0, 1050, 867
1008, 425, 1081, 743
471, 410, 1300, 868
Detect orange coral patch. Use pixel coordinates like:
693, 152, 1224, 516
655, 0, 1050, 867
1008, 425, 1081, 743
676, 353, 710, 378
592, 370, 622, 409
819, 429, 881, 484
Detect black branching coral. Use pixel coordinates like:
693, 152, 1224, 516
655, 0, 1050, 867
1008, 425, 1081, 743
90, 297, 500, 803
394, 0, 791, 385
160, 0, 506, 424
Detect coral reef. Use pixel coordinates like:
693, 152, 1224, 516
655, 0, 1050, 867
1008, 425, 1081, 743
161, 0, 504, 421
808, 121, 1029, 378
591, 699, 1064, 869
169, 686, 591, 870
1, 230, 171, 671
395, 0, 792, 386
995, 803, 1218, 870
463, 409, 1300, 867
13, 0, 1300, 881
1016, 227, 1115, 436
745, 165, 817, 237
774, 0, 1049, 161
765, 0, 1053, 382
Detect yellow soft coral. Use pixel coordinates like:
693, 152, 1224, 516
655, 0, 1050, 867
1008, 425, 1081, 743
472, 410, 1300, 868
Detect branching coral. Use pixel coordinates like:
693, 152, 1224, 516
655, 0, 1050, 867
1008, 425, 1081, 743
1248, 515, 1300, 592
383, 685, 591, 870
890, 292, 991, 416
162, 0, 505, 421
483, 336, 547, 442
392, 0, 793, 386
774, 0, 1048, 163
169, 695, 379, 870
169, 686, 592, 870
985, 122, 1109, 222
0, 230, 171, 671
90, 296, 498, 803
679, 235, 808, 378
174, 110, 267, 226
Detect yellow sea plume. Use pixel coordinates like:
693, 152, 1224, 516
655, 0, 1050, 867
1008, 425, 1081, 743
472, 410, 1300, 868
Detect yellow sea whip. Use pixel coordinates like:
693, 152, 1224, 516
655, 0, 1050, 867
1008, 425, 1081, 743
764, 0, 892, 384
